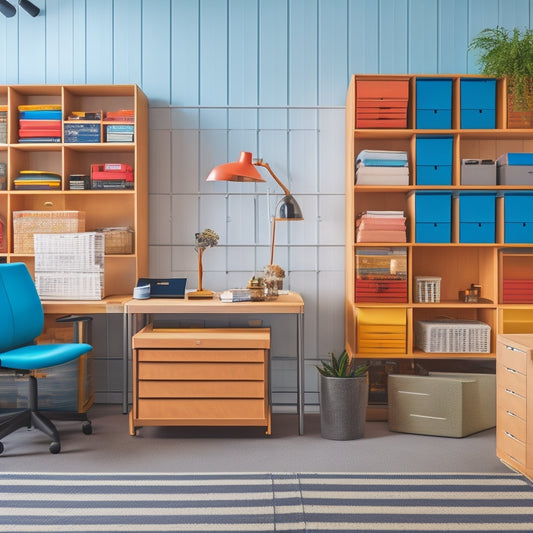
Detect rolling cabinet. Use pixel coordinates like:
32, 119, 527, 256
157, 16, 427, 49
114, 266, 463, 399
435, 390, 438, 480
0, 84, 148, 298
130, 326, 272, 435
496, 334, 533, 480
346, 74, 533, 415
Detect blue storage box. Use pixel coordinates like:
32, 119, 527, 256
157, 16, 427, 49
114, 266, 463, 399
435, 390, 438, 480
459, 192, 496, 243
505, 192, 533, 243
416, 135, 453, 185
415, 191, 452, 243
460, 78, 496, 129
416, 78, 452, 129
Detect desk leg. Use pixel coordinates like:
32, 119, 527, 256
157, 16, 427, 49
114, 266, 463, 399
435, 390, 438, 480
122, 311, 132, 414
297, 309, 304, 435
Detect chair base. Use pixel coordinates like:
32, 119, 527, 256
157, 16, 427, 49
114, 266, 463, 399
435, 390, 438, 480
0, 375, 91, 454
0, 408, 61, 454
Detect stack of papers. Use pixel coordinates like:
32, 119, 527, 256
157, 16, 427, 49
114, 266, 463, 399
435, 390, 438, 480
356, 211, 406, 243
356, 150, 409, 185
220, 289, 252, 302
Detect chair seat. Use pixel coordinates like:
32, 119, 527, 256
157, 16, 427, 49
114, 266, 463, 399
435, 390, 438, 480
0, 343, 92, 371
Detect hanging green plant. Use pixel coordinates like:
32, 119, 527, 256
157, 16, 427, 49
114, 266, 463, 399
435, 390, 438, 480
469, 26, 533, 113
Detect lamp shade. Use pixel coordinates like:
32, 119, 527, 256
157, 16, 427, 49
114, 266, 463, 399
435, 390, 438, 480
206, 151, 265, 183
276, 195, 304, 220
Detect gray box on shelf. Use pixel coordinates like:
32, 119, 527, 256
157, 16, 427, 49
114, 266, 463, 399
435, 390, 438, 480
387, 372, 496, 437
461, 159, 497, 185
498, 164, 533, 185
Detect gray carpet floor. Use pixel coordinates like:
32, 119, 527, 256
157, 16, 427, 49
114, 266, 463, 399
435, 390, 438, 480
0, 404, 511, 475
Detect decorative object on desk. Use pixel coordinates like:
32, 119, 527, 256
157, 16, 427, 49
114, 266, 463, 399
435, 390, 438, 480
263, 264, 285, 300
206, 151, 304, 268
247, 273, 265, 301
316, 350, 370, 440
188, 228, 219, 299
469, 26, 533, 127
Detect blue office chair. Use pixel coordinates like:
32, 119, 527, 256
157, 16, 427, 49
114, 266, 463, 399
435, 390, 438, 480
0, 263, 93, 454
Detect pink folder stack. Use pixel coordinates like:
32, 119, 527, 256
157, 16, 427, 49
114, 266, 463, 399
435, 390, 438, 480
356, 211, 406, 243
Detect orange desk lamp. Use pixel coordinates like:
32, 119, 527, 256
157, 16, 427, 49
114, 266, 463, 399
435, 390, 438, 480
206, 151, 303, 265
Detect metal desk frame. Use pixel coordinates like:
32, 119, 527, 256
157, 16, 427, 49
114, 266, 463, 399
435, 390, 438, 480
123, 292, 305, 435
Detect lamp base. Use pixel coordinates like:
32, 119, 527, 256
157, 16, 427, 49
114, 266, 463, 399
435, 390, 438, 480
187, 289, 215, 300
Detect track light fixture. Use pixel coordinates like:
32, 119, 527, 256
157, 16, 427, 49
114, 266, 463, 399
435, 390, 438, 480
0, 0, 16, 17
0, 0, 40, 17
19, 0, 39, 17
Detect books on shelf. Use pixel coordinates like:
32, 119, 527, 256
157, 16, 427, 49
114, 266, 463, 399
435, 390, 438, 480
18, 105, 63, 143
356, 211, 406, 243
13, 171, 62, 190
356, 150, 409, 185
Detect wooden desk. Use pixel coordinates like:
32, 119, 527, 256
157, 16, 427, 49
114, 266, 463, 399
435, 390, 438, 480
125, 292, 305, 434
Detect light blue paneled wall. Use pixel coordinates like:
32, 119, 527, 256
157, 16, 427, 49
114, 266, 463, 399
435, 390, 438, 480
0, 0, 531, 409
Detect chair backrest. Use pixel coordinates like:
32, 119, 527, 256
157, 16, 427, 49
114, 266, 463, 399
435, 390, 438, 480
0, 263, 44, 353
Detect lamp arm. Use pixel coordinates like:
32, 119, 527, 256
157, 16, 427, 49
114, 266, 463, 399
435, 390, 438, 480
254, 161, 291, 196
270, 217, 277, 265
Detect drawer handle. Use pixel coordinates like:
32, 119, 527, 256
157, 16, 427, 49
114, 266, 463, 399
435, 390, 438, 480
505, 367, 525, 377
505, 431, 523, 444
506, 410, 524, 420
196, 340, 201, 345
505, 388, 525, 400
505, 345, 526, 354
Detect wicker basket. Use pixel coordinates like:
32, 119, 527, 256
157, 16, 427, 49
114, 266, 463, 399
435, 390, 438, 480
13, 210, 85, 254
414, 319, 490, 353
414, 276, 441, 303
97, 227, 134, 254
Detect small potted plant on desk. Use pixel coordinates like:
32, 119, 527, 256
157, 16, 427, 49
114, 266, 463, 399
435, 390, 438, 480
316, 350, 370, 440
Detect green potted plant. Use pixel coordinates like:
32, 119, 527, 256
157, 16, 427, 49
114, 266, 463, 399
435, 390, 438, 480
468, 26, 533, 127
316, 350, 370, 440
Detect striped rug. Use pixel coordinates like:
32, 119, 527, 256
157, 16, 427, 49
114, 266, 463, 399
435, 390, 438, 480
1, 472, 533, 532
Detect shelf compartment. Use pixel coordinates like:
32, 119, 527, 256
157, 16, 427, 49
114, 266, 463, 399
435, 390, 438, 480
411, 245, 497, 304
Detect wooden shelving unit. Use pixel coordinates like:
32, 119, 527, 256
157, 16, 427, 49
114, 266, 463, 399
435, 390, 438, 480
345, 74, 533, 396
0, 84, 148, 301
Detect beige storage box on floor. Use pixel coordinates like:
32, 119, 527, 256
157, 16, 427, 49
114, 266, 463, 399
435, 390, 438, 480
388, 372, 496, 437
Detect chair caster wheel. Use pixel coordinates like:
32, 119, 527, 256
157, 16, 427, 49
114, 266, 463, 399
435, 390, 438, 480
0, 441, 4, 454
49, 441, 61, 454
82, 421, 92, 435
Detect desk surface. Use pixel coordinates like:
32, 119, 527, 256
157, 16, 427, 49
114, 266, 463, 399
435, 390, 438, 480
42, 295, 130, 314
125, 292, 304, 314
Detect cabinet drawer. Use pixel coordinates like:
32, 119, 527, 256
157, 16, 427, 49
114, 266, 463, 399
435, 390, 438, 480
139, 380, 265, 399
497, 426, 526, 466
497, 384, 527, 420
137, 349, 265, 363
498, 343, 528, 374
497, 364, 526, 398
138, 361, 265, 380
497, 406, 526, 443
137, 398, 267, 420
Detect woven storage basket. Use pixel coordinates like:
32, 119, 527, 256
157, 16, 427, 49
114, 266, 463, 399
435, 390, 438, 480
414, 319, 490, 353
97, 227, 134, 254
34, 232, 104, 300
414, 276, 441, 303
13, 210, 85, 254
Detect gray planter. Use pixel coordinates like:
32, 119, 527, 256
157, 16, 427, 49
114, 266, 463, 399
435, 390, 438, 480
319, 374, 368, 440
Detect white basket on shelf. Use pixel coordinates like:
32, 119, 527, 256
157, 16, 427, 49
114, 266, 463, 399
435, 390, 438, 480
414, 319, 491, 353
415, 276, 441, 303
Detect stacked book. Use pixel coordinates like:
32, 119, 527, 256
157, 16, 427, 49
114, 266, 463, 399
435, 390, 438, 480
105, 109, 134, 122
0, 105, 7, 143
356, 210, 406, 243
355, 247, 407, 303
18, 104, 62, 143
220, 288, 252, 302
13, 170, 61, 190
106, 123, 134, 142
355, 149, 409, 185
502, 279, 533, 303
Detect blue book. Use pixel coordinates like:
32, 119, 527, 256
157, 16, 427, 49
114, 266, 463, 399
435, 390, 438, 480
19, 110, 62, 120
